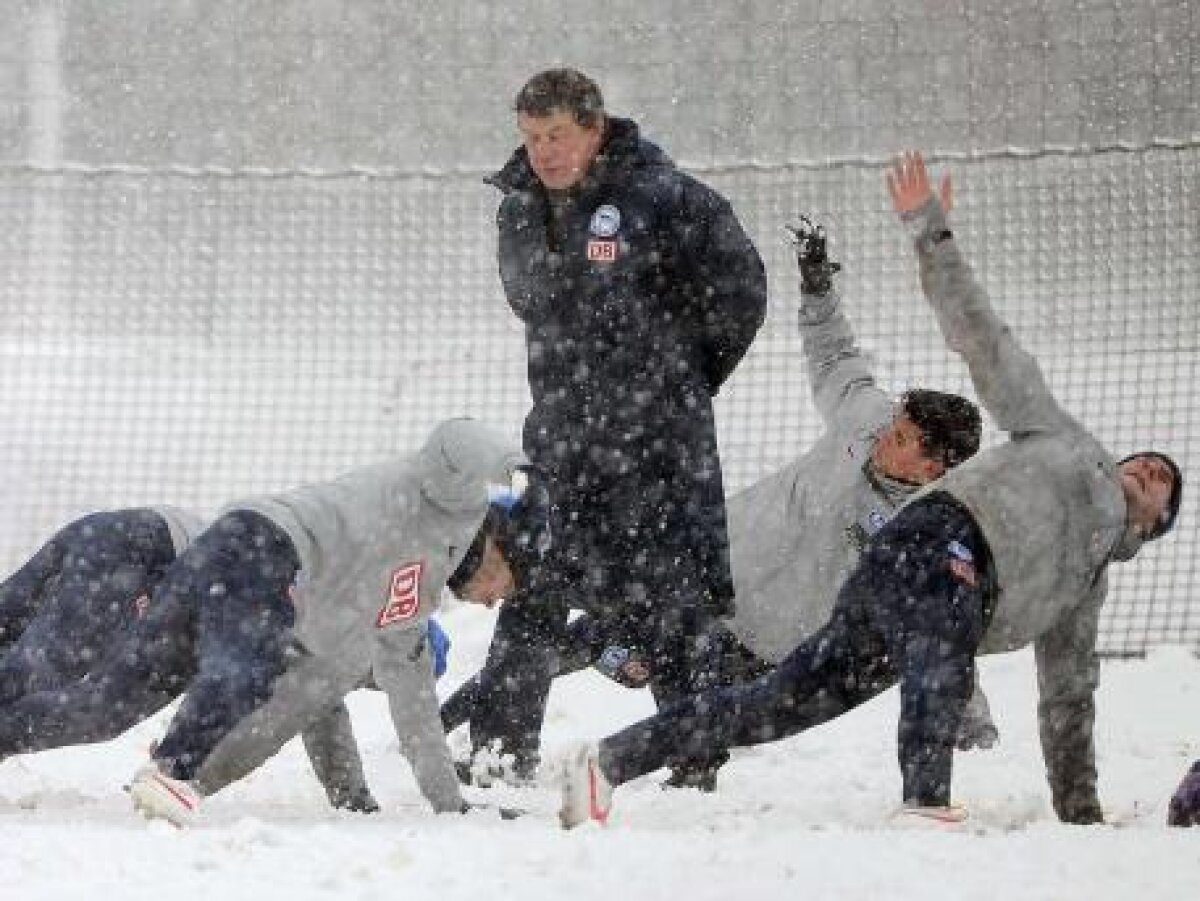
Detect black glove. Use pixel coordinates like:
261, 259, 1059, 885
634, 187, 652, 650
594, 643, 652, 688
1168, 760, 1200, 827
785, 216, 841, 296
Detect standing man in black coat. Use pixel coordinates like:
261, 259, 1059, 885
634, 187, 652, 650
454, 68, 767, 779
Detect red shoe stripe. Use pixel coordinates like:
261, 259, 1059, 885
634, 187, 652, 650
587, 761, 609, 825
152, 773, 198, 811
906, 806, 965, 823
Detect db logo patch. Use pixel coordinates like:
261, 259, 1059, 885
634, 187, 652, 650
132, 593, 151, 618
586, 238, 618, 262
377, 561, 424, 628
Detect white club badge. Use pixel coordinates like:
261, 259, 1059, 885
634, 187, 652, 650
589, 204, 621, 237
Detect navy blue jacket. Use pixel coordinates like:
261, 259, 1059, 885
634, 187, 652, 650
490, 117, 766, 611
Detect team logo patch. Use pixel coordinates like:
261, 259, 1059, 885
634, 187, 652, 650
866, 510, 888, 535
586, 238, 618, 262
377, 561, 424, 627
589, 204, 621, 237
946, 540, 978, 587
133, 593, 151, 618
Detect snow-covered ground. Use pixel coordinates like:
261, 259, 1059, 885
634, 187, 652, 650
2, 604, 1198, 900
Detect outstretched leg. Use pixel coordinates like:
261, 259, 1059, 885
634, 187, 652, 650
441, 609, 603, 735
0, 569, 196, 756
0, 510, 176, 707
597, 595, 894, 787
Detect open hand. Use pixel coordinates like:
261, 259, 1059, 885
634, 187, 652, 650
886, 151, 953, 216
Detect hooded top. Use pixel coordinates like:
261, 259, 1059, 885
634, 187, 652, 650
203, 418, 525, 813
903, 196, 1144, 821
723, 285, 909, 662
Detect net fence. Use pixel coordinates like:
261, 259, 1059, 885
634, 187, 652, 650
0, 143, 1195, 655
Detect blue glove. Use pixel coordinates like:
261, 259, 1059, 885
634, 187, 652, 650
1168, 759, 1200, 827
427, 618, 451, 679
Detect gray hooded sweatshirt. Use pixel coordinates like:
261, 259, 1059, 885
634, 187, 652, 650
721, 276, 992, 731
723, 287, 905, 663
192, 418, 524, 813
905, 196, 1143, 821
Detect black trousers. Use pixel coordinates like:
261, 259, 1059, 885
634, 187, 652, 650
455, 597, 733, 770
451, 448, 734, 772
440, 610, 769, 736
597, 492, 994, 807
0, 511, 297, 778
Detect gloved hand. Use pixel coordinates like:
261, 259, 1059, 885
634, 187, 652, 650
785, 215, 841, 296
595, 643, 652, 688
1167, 759, 1200, 827
427, 617, 451, 679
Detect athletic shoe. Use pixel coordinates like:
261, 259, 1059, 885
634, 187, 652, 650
559, 742, 612, 829
128, 761, 202, 827
894, 803, 969, 828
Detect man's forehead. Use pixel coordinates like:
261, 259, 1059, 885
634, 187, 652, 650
518, 109, 576, 132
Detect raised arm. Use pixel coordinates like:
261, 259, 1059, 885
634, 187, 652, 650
788, 218, 891, 431
887, 152, 1077, 436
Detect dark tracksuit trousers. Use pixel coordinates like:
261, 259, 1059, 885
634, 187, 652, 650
596, 492, 995, 807
0, 511, 297, 782
450, 440, 743, 775
440, 611, 770, 733
451, 554, 735, 775
0, 509, 176, 709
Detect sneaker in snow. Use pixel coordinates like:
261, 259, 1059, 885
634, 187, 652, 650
559, 743, 612, 829
128, 761, 202, 827
894, 803, 969, 828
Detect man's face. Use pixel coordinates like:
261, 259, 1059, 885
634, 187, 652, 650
451, 536, 515, 608
518, 109, 603, 191
1119, 453, 1176, 537
871, 413, 945, 486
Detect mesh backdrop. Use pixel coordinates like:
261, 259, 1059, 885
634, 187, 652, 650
0, 145, 1195, 655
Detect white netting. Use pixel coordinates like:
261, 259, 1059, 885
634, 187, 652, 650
0, 145, 1195, 654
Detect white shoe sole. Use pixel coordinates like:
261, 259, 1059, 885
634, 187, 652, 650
895, 804, 969, 828
559, 743, 611, 830
129, 769, 200, 827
